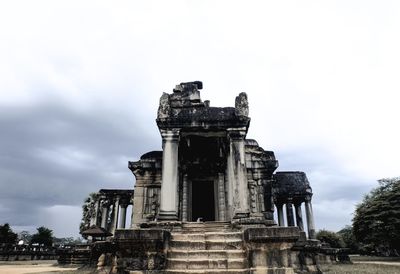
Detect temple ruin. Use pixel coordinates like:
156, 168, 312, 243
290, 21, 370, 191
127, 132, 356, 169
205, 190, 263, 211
87, 81, 324, 273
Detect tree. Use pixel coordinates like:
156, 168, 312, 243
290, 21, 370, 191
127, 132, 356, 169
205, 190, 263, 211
316, 229, 344, 248
53, 237, 84, 246
0, 223, 18, 245
352, 177, 400, 256
80, 193, 99, 237
18, 231, 32, 244
337, 225, 359, 253
30, 226, 54, 247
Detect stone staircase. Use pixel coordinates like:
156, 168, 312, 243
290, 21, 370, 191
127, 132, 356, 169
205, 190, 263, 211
166, 222, 248, 274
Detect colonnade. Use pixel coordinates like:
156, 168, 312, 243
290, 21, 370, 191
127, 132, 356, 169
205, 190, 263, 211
90, 190, 134, 234
275, 196, 316, 239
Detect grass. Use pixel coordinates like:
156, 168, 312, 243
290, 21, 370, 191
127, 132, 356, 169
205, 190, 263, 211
319, 255, 400, 274
351, 255, 400, 262
320, 262, 400, 274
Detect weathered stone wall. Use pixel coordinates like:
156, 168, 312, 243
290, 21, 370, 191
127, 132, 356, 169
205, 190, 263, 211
114, 229, 170, 272
129, 151, 162, 225
244, 227, 322, 274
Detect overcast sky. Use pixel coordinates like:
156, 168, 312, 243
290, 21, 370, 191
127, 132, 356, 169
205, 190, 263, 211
1, 1, 399, 238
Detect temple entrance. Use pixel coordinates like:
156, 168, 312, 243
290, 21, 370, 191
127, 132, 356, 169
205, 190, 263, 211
191, 181, 215, 221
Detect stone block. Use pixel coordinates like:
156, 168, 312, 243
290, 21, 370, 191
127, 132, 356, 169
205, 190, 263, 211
244, 227, 300, 243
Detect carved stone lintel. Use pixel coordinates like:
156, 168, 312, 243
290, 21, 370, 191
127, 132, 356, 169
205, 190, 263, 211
235, 92, 249, 117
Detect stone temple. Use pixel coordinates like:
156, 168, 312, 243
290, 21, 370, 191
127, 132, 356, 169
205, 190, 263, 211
87, 81, 325, 273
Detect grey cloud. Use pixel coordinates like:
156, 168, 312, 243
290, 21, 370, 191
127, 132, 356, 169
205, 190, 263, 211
0, 99, 159, 233
274, 147, 376, 200
272, 146, 377, 231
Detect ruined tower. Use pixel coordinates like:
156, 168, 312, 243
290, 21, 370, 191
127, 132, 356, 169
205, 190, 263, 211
129, 81, 279, 226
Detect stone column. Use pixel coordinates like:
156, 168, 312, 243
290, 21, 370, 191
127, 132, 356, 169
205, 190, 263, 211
90, 197, 100, 227
276, 203, 284, 226
100, 200, 109, 229
261, 178, 274, 221
111, 198, 120, 234
217, 173, 226, 221
119, 203, 127, 228
131, 185, 144, 226
305, 196, 316, 239
182, 174, 188, 222
286, 199, 295, 227
295, 202, 304, 231
130, 204, 135, 228
226, 129, 250, 219
158, 129, 180, 221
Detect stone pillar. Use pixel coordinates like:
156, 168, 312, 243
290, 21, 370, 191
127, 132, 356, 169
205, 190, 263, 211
119, 204, 127, 229
217, 173, 226, 221
276, 203, 284, 226
182, 174, 188, 222
295, 202, 304, 231
90, 197, 100, 227
130, 204, 135, 228
305, 196, 316, 239
111, 198, 120, 234
100, 200, 109, 229
131, 185, 145, 226
286, 199, 295, 227
158, 129, 180, 220
261, 178, 274, 220
226, 129, 250, 219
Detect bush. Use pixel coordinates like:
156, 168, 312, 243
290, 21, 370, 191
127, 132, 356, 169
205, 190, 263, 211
337, 225, 359, 253
316, 229, 344, 248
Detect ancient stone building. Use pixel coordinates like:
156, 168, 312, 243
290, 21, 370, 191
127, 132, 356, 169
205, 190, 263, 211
90, 81, 322, 273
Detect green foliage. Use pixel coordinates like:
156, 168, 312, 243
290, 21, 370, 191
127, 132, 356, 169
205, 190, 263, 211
30, 226, 54, 247
0, 223, 18, 245
320, 262, 400, 274
316, 229, 344, 248
53, 236, 84, 246
352, 177, 400, 256
337, 225, 359, 253
80, 192, 99, 238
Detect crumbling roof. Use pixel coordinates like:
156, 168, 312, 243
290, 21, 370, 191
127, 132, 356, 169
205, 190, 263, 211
273, 171, 312, 197
99, 189, 134, 195
140, 151, 163, 160
81, 226, 112, 237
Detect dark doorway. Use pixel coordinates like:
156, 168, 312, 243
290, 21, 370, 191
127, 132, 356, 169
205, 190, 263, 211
192, 181, 215, 221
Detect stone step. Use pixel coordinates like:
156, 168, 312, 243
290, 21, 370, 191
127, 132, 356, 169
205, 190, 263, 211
171, 232, 243, 241
171, 233, 206, 241
169, 239, 244, 250
167, 258, 247, 270
182, 221, 231, 228
205, 232, 243, 241
167, 250, 246, 260
165, 269, 248, 274
179, 222, 233, 232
